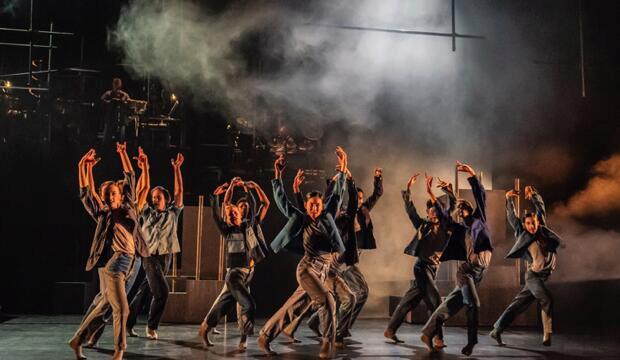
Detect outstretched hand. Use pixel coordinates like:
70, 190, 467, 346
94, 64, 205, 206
133, 146, 149, 170
407, 173, 420, 190
524, 185, 537, 200
456, 161, 476, 177
213, 183, 229, 196
335, 146, 347, 173
436, 177, 453, 193
274, 155, 285, 178
374, 167, 382, 178
171, 153, 184, 168
505, 189, 519, 200
116, 141, 127, 154
293, 169, 305, 192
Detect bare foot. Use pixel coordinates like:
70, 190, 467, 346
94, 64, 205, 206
111, 349, 124, 360
198, 323, 213, 348
145, 326, 158, 340
257, 334, 276, 356
68, 337, 87, 360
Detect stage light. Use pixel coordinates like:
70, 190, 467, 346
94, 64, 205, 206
2, 80, 11, 88
170, 93, 177, 102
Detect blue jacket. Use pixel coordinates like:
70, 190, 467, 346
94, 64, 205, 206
270, 172, 346, 255
436, 176, 494, 262
505, 193, 561, 260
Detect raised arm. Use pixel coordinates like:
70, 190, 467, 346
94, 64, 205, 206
457, 161, 486, 220
134, 147, 150, 211
171, 153, 184, 208
210, 193, 229, 235
116, 143, 136, 206
436, 177, 456, 213
78, 149, 101, 219
403, 174, 423, 229
363, 167, 383, 211
292, 169, 306, 213
86, 156, 104, 210
247, 180, 269, 222
272, 155, 303, 218
116, 142, 134, 174
525, 185, 546, 226
324, 147, 348, 216
427, 174, 453, 228
505, 190, 522, 233
346, 173, 359, 218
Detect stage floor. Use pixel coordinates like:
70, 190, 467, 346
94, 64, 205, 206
0, 316, 618, 359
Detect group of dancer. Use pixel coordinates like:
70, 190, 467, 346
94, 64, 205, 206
69, 144, 561, 359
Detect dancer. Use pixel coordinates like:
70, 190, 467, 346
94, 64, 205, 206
126, 152, 185, 340
342, 167, 383, 331
490, 186, 560, 346
69, 143, 151, 360
198, 177, 268, 351
82, 148, 151, 346
284, 168, 358, 346
420, 162, 493, 356
384, 174, 454, 349
257, 148, 348, 358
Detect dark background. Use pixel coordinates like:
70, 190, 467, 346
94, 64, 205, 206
1, 0, 619, 328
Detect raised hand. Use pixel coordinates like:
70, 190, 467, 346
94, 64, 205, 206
171, 153, 184, 168
425, 173, 434, 194
274, 155, 285, 178
345, 168, 353, 180
407, 173, 420, 190
524, 185, 537, 200
505, 189, 519, 200
116, 141, 127, 154
335, 146, 347, 173
213, 183, 229, 196
456, 161, 476, 177
293, 169, 305, 192
133, 147, 149, 170
374, 167, 382, 178
245, 181, 257, 189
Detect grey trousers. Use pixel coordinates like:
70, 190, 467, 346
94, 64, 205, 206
203, 267, 255, 335
260, 256, 335, 342
287, 272, 356, 340
71, 252, 135, 351
494, 269, 553, 333
422, 261, 486, 345
84, 256, 143, 344
387, 260, 442, 335
341, 264, 369, 329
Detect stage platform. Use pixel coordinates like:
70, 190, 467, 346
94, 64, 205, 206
0, 316, 617, 359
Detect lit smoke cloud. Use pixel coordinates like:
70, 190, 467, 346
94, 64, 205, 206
555, 154, 620, 218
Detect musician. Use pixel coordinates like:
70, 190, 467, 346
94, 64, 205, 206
101, 78, 131, 145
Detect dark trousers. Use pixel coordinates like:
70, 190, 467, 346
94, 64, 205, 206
422, 262, 485, 345
203, 267, 255, 335
494, 270, 553, 333
388, 260, 442, 335
341, 264, 369, 329
127, 254, 172, 330
260, 256, 335, 342
85, 256, 143, 344
71, 252, 135, 351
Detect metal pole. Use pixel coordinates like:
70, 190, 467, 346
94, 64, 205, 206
515, 178, 521, 286
195, 195, 204, 280
451, 0, 456, 51
27, 0, 33, 85
454, 163, 460, 198
578, 0, 586, 98
47, 22, 53, 87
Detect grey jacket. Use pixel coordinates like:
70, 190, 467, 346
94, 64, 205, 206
80, 171, 152, 271
505, 193, 561, 260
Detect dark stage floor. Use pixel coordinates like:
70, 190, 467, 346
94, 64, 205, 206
1, 316, 618, 359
